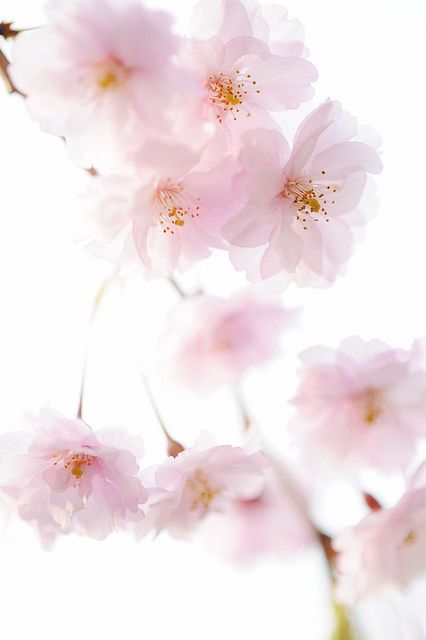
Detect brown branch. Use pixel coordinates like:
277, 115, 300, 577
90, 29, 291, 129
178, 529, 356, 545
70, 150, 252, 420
0, 22, 20, 39
0, 46, 23, 95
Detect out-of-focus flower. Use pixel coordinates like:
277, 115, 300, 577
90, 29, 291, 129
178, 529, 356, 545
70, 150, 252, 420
201, 468, 316, 564
334, 464, 426, 603
182, 0, 316, 155
0, 408, 147, 540
136, 435, 268, 539
10, 0, 186, 170
158, 292, 298, 390
85, 140, 238, 276
291, 337, 426, 474
191, 0, 308, 57
222, 100, 382, 289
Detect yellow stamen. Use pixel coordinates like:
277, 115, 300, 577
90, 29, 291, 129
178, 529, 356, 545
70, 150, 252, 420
98, 70, 118, 90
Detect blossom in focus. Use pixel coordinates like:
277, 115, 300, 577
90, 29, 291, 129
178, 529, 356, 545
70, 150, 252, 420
222, 100, 383, 289
159, 292, 299, 390
182, 0, 317, 153
10, 0, 185, 170
86, 140, 238, 276
291, 337, 426, 474
0, 408, 147, 540
200, 468, 316, 564
334, 464, 426, 603
136, 435, 268, 539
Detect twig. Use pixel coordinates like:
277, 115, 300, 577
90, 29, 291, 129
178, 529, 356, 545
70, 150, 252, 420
141, 374, 184, 457
0, 22, 20, 39
77, 270, 118, 420
234, 387, 251, 432
0, 46, 23, 95
168, 276, 186, 298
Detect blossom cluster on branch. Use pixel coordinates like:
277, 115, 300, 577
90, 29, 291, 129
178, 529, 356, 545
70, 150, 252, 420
0, 0, 425, 636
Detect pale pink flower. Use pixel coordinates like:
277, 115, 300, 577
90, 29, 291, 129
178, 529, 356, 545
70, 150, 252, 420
201, 469, 316, 564
334, 464, 426, 603
191, 0, 308, 57
10, 0, 184, 170
87, 140, 238, 276
136, 435, 268, 539
182, 0, 316, 153
291, 337, 426, 474
159, 292, 298, 390
222, 100, 383, 289
0, 409, 147, 540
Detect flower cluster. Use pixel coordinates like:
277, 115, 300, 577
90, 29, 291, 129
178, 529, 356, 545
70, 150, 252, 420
10, 0, 381, 287
0, 409, 270, 547
2, 0, 426, 631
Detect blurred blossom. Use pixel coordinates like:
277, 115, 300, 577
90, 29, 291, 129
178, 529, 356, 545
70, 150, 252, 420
0, 408, 147, 542
136, 433, 268, 539
10, 0, 188, 171
222, 99, 382, 289
200, 468, 316, 564
334, 463, 426, 603
158, 292, 299, 391
291, 337, 426, 474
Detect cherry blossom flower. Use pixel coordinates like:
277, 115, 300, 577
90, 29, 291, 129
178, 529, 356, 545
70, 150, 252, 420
222, 100, 383, 289
291, 337, 426, 474
201, 469, 316, 564
191, 0, 308, 58
0, 409, 147, 540
159, 292, 299, 390
86, 140, 238, 276
136, 435, 268, 539
334, 464, 426, 603
10, 0, 185, 170
182, 0, 317, 153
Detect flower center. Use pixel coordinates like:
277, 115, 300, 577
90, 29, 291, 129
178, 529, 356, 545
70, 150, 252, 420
362, 391, 382, 426
94, 59, 130, 92
280, 171, 337, 230
98, 70, 119, 90
206, 70, 260, 123
154, 180, 201, 235
186, 470, 220, 511
53, 452, 94, 479
404, 530, 417, 545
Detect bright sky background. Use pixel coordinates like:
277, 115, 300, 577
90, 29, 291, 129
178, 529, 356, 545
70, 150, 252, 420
1, 1, 426, 639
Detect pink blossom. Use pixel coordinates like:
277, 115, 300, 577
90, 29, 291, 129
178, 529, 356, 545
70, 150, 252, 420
201, 469, 316, 564
182, 0, 317, 152
136, 436, 268, 539
159, 292, 298, 390
291, 337, 426, 474
222, 100, 383, 289
10, 0, 184, 170
0, 409, 147, 540
191, 0, 308, 57
86, 141, 238, 276
334, 464, 426, 603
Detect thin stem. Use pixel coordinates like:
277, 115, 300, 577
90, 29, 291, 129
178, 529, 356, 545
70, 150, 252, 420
141, 374, 184, 457
234, 386, 251, 432
77, 270, 117, 420
0, 46, 23, 95
167, 275, 186, 298
331, 602, 357, 640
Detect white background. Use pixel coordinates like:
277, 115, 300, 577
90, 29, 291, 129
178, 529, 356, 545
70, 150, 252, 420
1, 0, 426, 638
